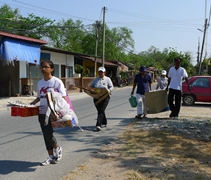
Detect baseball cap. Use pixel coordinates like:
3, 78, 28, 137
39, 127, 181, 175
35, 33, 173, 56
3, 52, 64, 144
161, 70, 166, 75
139, 66, 147, 72
98, 67, 106, 72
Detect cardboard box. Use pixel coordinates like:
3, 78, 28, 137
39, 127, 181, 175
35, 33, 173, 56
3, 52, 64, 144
83, 87, 109, 105
21, 78, 33, 85
51, 120, 73, 129
11, 106, 39, 117
145, 90, 169, 114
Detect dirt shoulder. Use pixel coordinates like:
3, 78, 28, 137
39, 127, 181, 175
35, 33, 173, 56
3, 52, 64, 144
62, 104, 211, 180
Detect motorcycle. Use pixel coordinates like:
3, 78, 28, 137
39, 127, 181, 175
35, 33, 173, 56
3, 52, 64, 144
123, 79, 128, 86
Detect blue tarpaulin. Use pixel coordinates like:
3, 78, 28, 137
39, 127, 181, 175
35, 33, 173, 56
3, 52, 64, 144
0, 37, 40, 65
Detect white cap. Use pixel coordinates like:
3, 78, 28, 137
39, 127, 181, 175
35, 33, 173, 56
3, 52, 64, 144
161, 70, 166, 75
98, 67, 106, 72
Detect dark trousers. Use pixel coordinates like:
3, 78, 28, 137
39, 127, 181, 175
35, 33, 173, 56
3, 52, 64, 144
38, 114, 57, 151
94, 96, 110, 127
168, 88, 182, 117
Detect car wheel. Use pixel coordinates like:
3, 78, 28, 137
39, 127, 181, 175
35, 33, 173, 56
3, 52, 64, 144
183, 95, 195, 106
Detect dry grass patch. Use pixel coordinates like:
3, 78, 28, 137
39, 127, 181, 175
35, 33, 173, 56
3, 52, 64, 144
62, 122, 211, 180
120, 127, 211, 180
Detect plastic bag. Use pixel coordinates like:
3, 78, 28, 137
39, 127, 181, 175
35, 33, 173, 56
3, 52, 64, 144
45, 90, 78, 125
65, 90, 74, 110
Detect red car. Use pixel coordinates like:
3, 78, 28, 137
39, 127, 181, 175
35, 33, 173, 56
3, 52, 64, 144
182, 76, 211, 105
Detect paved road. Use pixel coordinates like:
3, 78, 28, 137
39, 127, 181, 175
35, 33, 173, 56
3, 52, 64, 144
0, 87, 136, 180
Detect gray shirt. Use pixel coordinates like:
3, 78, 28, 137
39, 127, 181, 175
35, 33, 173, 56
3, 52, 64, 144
157, 77, 168, 89
90, 76, 114, 92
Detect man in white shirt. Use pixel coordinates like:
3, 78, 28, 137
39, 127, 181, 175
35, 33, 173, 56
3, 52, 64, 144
167, 57, 190, 119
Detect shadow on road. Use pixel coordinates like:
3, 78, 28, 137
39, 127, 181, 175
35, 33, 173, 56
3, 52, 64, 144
0, 160, 39, 175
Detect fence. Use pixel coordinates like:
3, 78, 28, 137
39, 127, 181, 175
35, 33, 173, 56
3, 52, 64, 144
20, 77, 95, 95
0, 81, 9, 96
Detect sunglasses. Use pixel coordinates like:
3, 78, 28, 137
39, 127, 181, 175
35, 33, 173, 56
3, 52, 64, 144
40, 66, 51, 69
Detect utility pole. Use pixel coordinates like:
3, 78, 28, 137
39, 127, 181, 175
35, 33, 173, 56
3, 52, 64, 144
198, 18, 208, 75
102, 6, 107, 67
94, 21, 100, 77
197, 37, 200, 65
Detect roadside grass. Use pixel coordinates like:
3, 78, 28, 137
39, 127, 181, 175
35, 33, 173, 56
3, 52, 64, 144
62, 120, 211, 180
119, 124, 211, 180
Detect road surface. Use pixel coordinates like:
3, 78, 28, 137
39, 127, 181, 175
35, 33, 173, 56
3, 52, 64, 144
0, 87, 136, 180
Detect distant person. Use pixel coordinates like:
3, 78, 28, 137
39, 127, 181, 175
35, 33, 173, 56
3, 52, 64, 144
131, 66, 152, 119
30, 60, 64, 166
89, 67, 114, 131
117, 75, 123, 87
167, 57, 190, 119
156, 70, 168, 90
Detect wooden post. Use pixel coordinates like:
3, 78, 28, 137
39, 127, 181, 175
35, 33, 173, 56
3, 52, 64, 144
80, 77, 83, 92
8, 77, 11, 97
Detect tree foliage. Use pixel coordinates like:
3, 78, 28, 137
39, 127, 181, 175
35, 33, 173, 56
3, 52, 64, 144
79, 22, 135, 60
48, 19, 86, 51
165, 48, 196, 76
0, 4, 54, 39
0, 4, 201, 77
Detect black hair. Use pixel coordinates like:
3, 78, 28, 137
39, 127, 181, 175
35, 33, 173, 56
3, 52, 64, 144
174, 57, 182, 62
40, 60, 55, 75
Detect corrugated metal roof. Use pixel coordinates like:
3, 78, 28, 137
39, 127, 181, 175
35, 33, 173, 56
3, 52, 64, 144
0, 31, 47, 44
41, 46, 118, 67
1, 37, 41, 64
41, 46, 94, 57
79, 56, 118, 67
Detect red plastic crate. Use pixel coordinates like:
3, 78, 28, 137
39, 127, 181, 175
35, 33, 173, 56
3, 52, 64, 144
11, 106, 39, 117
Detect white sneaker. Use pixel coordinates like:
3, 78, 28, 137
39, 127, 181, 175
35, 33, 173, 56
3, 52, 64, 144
41, 156, 56, 166
54, 146, 62, 161
96, 126, 101, 131
174, 116, 178, 120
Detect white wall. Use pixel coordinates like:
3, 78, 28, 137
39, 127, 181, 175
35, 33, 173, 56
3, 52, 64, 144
41, 50, 74, 77
19, 61, 27, 78
19, 61, 27, 93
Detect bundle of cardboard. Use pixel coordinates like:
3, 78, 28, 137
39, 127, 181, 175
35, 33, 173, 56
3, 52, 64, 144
83, 87, 109, 105
145, 90, 169, 114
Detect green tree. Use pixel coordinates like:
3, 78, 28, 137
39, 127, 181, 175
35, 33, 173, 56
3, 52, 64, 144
81, 22, 135, 60
0, 4, 22, 33
0, 4, 54, 39
165, 48, 196, 76
48, 19, 86, 52
17, 13, 54, 39
0, 4, 199, 76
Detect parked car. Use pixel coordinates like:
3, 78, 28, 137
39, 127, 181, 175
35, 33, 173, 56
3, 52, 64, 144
182, 76, 211, 105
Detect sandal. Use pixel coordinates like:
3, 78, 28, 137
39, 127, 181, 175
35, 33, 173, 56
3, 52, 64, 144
135, 115, 142, 119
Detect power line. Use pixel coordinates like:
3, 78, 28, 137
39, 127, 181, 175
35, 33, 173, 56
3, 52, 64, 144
108, 7, 203, 25
11, 0, 96, 22
1, 1, 204, 35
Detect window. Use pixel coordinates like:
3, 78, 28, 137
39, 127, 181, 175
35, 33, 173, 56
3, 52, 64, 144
67, 66, 73, 77
40, 53, 50, 61
191, 77, 209, 87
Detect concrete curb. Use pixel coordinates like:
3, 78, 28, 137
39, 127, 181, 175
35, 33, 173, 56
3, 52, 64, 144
0, 86, 130, 111
0, 92, 88, 110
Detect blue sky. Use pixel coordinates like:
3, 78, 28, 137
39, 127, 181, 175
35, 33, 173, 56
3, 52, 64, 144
1, 0, 211, 64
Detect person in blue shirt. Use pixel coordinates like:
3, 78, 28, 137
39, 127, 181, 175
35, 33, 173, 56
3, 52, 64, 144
131, 66, 152, 119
